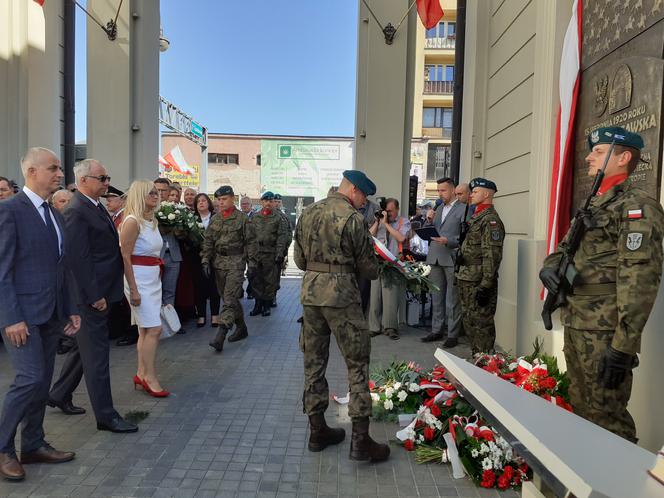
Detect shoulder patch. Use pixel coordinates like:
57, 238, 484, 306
491, 230, 501, 241
626, 232, 643, 251
489, 220, 497, 226
627, 209, 643, 220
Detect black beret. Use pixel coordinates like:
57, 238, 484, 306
214, 185, 234, 197
469, 178, 497, 192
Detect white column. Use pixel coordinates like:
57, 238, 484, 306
355, 0, 416, 208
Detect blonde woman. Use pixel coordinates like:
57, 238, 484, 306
119, 181, 169, 397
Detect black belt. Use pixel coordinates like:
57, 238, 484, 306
306, 262, 354, 273
571, 282, 616, 296
218, 248, 244, 256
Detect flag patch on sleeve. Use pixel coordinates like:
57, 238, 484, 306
628, 209, 643, 219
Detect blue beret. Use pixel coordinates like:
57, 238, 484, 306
214, 185, 234, 197
261, 191, 275, 200
274, 193, 282, 200
587, 126, 644, 151
469, 177, 497, 192
342, 170, 376, 196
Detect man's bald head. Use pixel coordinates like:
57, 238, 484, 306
455, 183, 471, 204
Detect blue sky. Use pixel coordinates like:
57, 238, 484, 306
75, 1, 359, 142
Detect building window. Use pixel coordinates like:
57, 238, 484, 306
425, 21, 455, 39
209, 153, 239, 164
427, 144, 451, 181
425, 64, 454, 82
256, 154, 261, 166
423, 107, 453, 129
447, 22, 456, 38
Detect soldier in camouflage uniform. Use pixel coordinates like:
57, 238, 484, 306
249, 191, 291, 317
456, 178, 505, 355
294, 170, 389, 462
271, 193, 293, 306
201, 186, 257, 352
540, 127, 664, 442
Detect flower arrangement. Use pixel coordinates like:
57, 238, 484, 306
156, 201, 204, 245
369, 361, 426, 421
373, 237, 439, 294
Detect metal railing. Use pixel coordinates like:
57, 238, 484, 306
424, 37, 456, 49
422, 127, 452, 139
423, 80, 454, 95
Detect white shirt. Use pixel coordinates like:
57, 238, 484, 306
441, 199, 457, 224
82, 193, 99, 207
200, 212, 212, 230
23, 186, 63, 254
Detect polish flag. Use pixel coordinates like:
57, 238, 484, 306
33, 0, 45, 5
416, 0, 444, 30
544, 0, 582, 280
161, 145, 195, 176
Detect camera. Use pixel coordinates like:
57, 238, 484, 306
374, 197, 388, 220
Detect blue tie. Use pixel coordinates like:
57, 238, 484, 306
42, 202, 60, 255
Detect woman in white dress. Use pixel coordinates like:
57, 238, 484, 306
119, 180, 169, 397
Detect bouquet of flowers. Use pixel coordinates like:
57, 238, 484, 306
156, 202, 205, 245
369, 361, 427, 421
373, 238, 440, 293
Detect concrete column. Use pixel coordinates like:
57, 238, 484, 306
0, 0, 63, 183
87, 0, 159, 188
355, 0, 416, 208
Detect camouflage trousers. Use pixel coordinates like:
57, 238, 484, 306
213, 268, 246, 330
300, 304, 372, 420
458, 281, 497, 354
251, 253, 280, 301
564, 327, 636, 443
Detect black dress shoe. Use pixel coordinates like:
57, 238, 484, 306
116, 335, 138, 347
47, 399, 86, 415
443, 337, 458, 348
176, 327, 187, 335
97, 416, 138, 433
420, 332, 443, 343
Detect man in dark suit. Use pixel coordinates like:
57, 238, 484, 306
47, 159, 137, 434
421, 177, 466, 347
0, 148, 81, 481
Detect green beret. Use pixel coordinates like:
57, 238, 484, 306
469, 177, 497, 192
588, 126, 644, 151
261, 191, 275, 200
274, 193, 282, 200
342, 170, 376, 196
214, 185, 234, 197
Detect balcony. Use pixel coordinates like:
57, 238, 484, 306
425, 37, 456, 49
422, 127, 452, 139
423, 80, 454, 95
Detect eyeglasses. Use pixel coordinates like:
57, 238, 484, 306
85, 175, 111, 183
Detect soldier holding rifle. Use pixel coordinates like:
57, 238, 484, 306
539, 126, 664, 442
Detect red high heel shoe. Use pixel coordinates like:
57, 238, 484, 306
133, 375, 143, 389
141, 379, 170, 398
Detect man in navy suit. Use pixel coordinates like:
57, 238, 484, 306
48, 159, 137, 433
0, 148, 81, 481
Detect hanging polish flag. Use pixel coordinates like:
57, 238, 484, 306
416, 0, 444, 30
162, 145, 195, 176
542, 0, 582, 299
33, 0, 45, 5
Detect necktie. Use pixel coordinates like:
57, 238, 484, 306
97, 202, 116, 231
42, 202, 60, 255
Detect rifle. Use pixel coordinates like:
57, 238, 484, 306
541, 140, 616, 330
454, 201, 470, 274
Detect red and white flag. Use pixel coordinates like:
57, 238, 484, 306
33, 0, 45, 5
544, 0, 582, 266
416, 0, 444, 30
160, 145, 195, 176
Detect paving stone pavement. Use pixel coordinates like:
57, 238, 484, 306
0, 277, 516, 498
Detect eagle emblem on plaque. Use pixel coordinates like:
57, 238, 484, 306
593, 74, 609, 116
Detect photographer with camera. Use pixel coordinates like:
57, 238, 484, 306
368, 198, 410, 340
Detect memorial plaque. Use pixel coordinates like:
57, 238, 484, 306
572, 2, 664, 210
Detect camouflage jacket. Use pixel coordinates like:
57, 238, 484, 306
456, 205, 505, 288
200, 209, 256, 270
277, 209, 293, 257
294, 192, 379, 307
542, 180, 664, 355
251, 209, 291, 258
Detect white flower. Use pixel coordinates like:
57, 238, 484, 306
403, 427, 416, 440
408, 383, 420, 392
188, 222, 194, 228
393, 382, 402, 390
397, 390, 408, 402
421, 265, 431, 277
167, 213, 176, 220
198, 222, 204, 229
481, 457, 493, 470
418, 434, 425, 442
158, 213, 165, 218
471, 449, 479, 458
383, 399, 394, 410
384, 387, 394, 399
370, 393, 380, 402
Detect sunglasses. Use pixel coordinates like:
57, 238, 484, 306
85, 175, 111, 183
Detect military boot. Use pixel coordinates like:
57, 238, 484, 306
261, 299, 271, 317
249, 299, 263, 316
209, 326, 228, 352
349, 417, 390, 462
308, 413, 345, 452
227, 320, 248, 342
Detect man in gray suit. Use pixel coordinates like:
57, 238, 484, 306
421, 178, 466, 347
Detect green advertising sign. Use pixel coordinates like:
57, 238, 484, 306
261, 140, 352, 200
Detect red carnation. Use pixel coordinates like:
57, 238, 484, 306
369, 380, 376, 390
478, 429, 495, 441
480, 470, 496, 488
497, 473, 511, 490
423, 426, 436, 441
430, 404, 442, 417
539, 376, 557, 390
503, 465, 514, 479
403, 439, 415, 451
